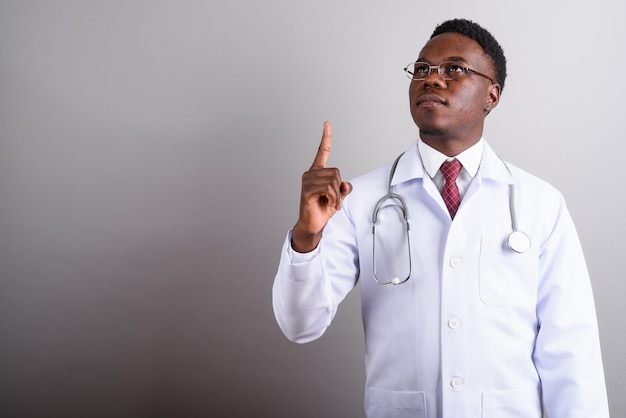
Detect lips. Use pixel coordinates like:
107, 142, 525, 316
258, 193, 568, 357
415, 94, 447, 106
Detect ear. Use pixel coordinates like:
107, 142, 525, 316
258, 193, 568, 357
484, 83, 501, 114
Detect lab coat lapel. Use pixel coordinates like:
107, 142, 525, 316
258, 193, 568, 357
461, 142, 513, 205
390, 142, 450, 216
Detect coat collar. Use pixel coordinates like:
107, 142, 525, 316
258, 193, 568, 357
390, 139, 513, 187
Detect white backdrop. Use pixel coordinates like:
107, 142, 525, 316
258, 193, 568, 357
1, 1, 624, 417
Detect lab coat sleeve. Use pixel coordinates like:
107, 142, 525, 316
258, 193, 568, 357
533, 192, 609, 417
272, 208, 360, 344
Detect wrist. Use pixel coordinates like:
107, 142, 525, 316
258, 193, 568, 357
291, 223, 323, 253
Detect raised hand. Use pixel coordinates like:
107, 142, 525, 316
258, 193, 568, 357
291, 121, 353, 253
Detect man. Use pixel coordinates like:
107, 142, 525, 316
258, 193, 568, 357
272, 18, 609, 417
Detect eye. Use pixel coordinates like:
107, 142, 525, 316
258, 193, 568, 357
445, 64, 465, 75
443, 63, 465, 77
413, 63, 430, 74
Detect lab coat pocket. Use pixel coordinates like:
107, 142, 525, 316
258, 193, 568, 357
365, 387, 427, 418
481, 386, 542, 417
478, 235, 538, 308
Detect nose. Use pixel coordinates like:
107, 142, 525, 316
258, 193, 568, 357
423, 67, 447, 88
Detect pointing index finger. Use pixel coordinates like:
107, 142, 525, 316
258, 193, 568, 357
310, 121, 332, 169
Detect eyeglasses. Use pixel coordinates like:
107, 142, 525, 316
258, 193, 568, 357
404, 61, 494, 84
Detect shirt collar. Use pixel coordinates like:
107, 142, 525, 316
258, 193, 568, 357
417, 138, 484, 178
390, 137, 511, 187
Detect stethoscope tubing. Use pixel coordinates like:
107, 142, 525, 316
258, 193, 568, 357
372, 152, 530, 286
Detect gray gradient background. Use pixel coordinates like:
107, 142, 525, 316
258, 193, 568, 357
0, 1, 624, 417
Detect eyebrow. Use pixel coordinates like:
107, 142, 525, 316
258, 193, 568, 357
416, 56, 468, 64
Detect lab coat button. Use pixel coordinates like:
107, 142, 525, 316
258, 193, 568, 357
449, 257, 462, 268
450, 377, 463, 389
448, 318, 461, 329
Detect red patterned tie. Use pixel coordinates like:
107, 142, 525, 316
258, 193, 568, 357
441, 159, 462, 219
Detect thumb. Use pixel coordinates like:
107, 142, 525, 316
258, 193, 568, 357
335, 181, 353, 210
341, 181, 353, 197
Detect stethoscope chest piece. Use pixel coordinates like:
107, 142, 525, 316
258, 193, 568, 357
508, 230, 531, 253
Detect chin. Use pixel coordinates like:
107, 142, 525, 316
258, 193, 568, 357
412, 114, 446, 137
419, 128, 445, 137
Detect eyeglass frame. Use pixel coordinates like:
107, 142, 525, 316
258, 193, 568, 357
404, 61, 495, 84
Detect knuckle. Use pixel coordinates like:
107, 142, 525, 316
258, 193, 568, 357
328, 167, 341, 177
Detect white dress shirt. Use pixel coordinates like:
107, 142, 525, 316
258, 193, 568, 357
417, 138, 483, 199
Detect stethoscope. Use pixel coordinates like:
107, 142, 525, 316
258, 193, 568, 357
371, 152, 531, 286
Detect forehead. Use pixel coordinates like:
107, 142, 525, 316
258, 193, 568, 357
418, 32, 488, 65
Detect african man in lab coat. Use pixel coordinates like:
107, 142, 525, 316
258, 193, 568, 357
272, 18, 609, 417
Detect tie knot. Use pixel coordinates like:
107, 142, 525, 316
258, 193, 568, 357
441, 159, 462, 183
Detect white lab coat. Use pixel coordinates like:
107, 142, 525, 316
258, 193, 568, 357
273, 141, 609, 418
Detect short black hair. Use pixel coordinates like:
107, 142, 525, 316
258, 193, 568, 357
431, 18, 507, 91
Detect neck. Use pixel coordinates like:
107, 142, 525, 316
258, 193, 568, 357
421, 136, 480, 157
420, 134, 481, 157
